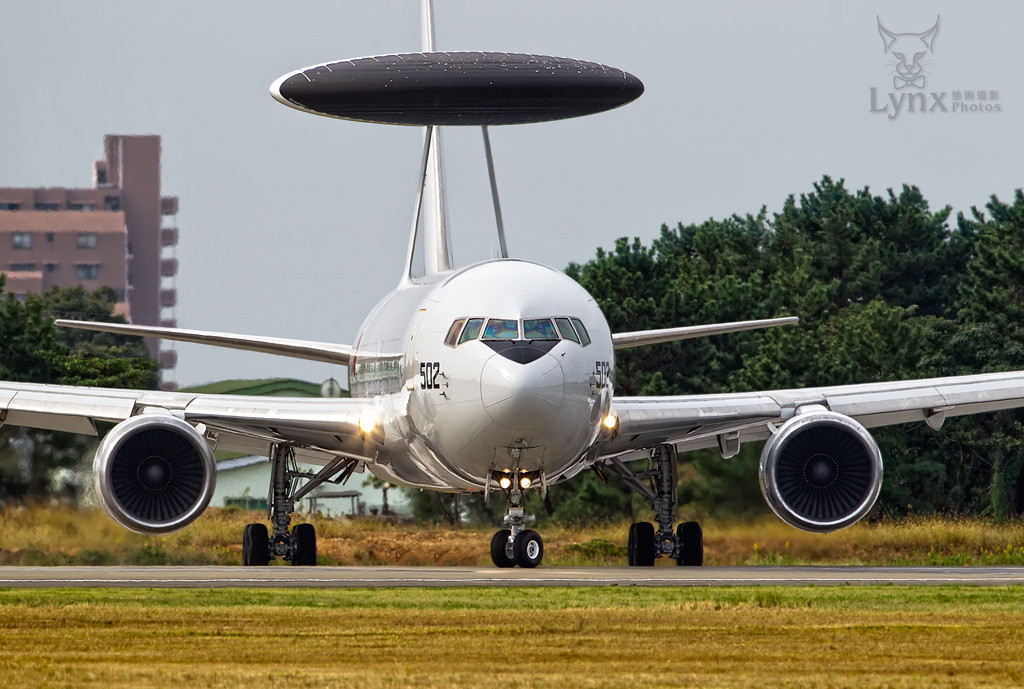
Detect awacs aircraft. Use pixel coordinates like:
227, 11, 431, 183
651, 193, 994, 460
5, 11, 1024, 569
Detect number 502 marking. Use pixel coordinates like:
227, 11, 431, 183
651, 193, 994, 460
420, 361, 441, 389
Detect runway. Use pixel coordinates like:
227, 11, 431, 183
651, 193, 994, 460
0, 565, 1022, 588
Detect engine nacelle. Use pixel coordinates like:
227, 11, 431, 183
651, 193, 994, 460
93, 414, 216, 535
759, 409, 883, 533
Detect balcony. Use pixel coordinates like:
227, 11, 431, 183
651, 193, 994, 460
160, 258, 178, 277
160, 227, 179, 247
160, 196, 179, 216
159, 350, 178, 369
160, 288, 177, 308
159, 318, 178, 328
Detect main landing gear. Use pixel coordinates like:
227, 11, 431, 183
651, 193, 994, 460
242, 444, 359, 566
489, 469, 544, 568
603, 444, 703, 567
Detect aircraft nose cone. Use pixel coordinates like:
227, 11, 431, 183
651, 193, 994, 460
480, 354, 564, 430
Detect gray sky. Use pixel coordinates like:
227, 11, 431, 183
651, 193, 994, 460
1, 1, 1021, 387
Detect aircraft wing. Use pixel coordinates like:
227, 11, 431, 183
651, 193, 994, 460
599, 370, 1024, 460
55, 320, 356, 367
0, 381, 377, 464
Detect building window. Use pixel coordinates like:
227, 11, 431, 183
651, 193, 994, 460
45, 263, 56, 273
104, 196, 121, 211
46, 232, 54, 243
9, 263, 35, 272
69, 203, 94, 211
0, 202, 20, 211
12, 233, 32, 249
34, 202, 59, 211
76, 264, 99, 280
77, 233, 98, 249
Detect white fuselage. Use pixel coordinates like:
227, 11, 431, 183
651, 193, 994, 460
350, 259, 615, 492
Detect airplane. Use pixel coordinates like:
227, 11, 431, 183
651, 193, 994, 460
4, 2, 1024, 569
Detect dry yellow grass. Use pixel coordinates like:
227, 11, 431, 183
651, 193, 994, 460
0, 504, 1023, 566
0, 587, 1022, 688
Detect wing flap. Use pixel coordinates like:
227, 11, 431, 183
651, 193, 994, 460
0, 387, 138, 435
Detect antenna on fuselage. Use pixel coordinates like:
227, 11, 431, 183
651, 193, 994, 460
482, 126, 509, 259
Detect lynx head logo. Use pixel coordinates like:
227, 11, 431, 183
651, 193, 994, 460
878, 16, 939, 89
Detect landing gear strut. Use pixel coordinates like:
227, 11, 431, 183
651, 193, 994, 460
604, 444, 703, 567
242, 444, 358, 566
489, 469, 544, 568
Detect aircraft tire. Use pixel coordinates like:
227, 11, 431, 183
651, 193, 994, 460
291, 523, 317, 566
513, 530, 544, 568
676, 521, 703, 567
490, 529, 515, 567
242, 523, 270, 566
627, 522, 656, 566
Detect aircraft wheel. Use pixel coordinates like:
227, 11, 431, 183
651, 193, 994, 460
242, 523, 270, 566
513, 530, 544, 568
676, 521, 703, 567
490, 529, 515, 568
627, 522, 656, 566
290, 523, 317, 566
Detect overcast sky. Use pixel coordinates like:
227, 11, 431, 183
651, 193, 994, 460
1, 1, 1021, 388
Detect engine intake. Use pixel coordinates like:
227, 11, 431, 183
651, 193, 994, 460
93, 414, 216, 534
759, 409, 882, 533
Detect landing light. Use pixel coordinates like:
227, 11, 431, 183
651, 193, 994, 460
603, 413, 618, 430
358, 411, 377, 434
498, 475, 513, 490
519, 476, 532, 489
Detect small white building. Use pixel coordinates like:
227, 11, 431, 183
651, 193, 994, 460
211, 455, 407, 517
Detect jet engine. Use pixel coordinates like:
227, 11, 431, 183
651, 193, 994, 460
759, 409, 882, 533
93, 414, 216, 535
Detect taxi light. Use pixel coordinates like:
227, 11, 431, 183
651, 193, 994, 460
498, 475, 513, 490
358, 412, 377, 434
603, 413, 618, 430
519, 476, 532, 489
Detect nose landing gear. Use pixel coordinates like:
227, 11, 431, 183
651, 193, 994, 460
489, 469, 545, 568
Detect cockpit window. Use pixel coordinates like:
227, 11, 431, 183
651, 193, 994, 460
523, 318, 558, 340
554, 317, 579, 344
444, 318, 466, 348
483, 318, 519, 340
570, 317, 591, 346
459, 317, 485, 344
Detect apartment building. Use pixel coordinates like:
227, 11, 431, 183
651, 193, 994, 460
0, 135, 179, 389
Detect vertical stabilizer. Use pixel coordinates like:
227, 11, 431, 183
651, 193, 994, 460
403, 0, 453, 281
422, 125, 452, 274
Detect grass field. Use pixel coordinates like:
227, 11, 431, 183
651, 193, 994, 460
1, 505, 1023, 567
0, 586, 1021, 688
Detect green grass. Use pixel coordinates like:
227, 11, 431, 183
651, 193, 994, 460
0, 586, 1022, 688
